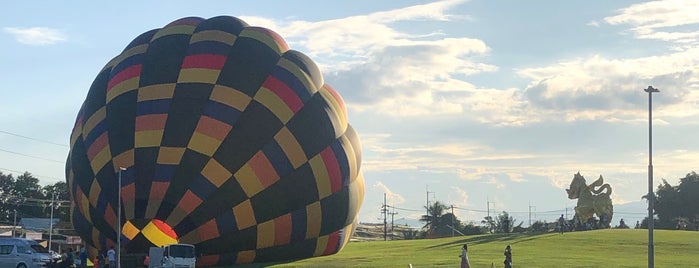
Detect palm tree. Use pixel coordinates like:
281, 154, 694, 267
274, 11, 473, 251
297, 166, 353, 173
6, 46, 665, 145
420, 201, 448, 232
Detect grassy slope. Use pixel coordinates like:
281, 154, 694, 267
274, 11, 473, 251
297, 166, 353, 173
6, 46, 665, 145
247, 229, 698, 267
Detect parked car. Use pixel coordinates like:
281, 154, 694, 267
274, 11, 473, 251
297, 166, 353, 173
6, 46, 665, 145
0, 237, 52, 268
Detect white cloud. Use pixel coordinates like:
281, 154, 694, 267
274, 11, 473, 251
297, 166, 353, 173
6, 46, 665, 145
517, 50, 699, 123
4, 27, 66, 45
244, 0, 506, 120
604, 0, 699, 46
373, 181, 407, 205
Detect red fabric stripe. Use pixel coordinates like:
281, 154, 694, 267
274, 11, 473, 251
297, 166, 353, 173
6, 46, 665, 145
104, 203, 116, 230
322, 230, 341, 255
149, 182, 169, 200
178, 190, 203, 214
86, 132, 109, 160
274, 214, 292, 246
198, 255, 219, 266
121, 183, 135, 205
165, 17, 202, 27
152, 219, 178, 240
195, 116, 231, 140
199, 219, 219, 242
248, 27, 289, 51
320, 147, 342, 193
135, 114, 167, 131
249, 152, 279, 187
107, 65, 142, 92
181, 54, 227, 70
263, 76, 303, 113
323, 84, 346, 113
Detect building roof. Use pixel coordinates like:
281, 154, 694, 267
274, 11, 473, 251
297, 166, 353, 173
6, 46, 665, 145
19, 218, 59, 231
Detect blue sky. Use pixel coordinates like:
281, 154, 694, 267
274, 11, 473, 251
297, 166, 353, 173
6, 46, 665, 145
3, 0, 697, 227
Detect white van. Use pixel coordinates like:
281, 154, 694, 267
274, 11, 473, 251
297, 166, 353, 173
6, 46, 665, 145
0, 238, 52, 268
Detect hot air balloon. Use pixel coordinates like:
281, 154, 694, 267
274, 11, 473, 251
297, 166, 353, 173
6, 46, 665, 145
66, 16, 364, 266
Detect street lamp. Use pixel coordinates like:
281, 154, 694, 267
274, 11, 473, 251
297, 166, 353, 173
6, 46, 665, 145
117, 167, 126, 268
644, 85, 659, 268
48, 191, 56, 254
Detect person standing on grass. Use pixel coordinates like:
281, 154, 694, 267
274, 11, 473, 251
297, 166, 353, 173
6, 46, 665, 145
558, 214, 566, 234
504, 245, 512, 268
459, 244, 471, 268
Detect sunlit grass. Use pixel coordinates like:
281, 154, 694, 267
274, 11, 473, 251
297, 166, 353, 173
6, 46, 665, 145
226, 229, 698, 267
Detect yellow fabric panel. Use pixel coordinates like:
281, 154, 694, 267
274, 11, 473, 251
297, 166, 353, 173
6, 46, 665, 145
240, 29, 285, 55
123, 184, 136, 221
277, 57, 319, 95
112, 149, 134, 173
79, 193, 91, 222
144, 199, 163, 220
142, 221, 178, 247
233, 200, 256, 230
314, 235, 329, 256
236, 250, 256, 264
152, 25, 196, 41
201, 159, 232, 187
106, 77, 139, 103
309, 155, 331, 199
319, 87, 347, 137
256, 220, 275, 249
82, 107, 106, 138
274, 127, 307, 169
305, 201, 322, 239
347, 173, 365, 226
91, 228, 100, 248
254, 87, 293, 123
210, 85, 251, 111
88, 181, 101, 207
122, 221, 139, 240
338, 135, 359, 184
138, 83, 176, 101
70, 128, 82, 150
165, 207, 187, 228
102, 44, 148, 73
187, 132, 221, 157
234, 164, 263, 197
157, 147, 186, 165
177, 68, 221, 84
340, 225, 353, 250
135, 130, 163, 148
90, 146, 111, 175
190, 30, 237, 45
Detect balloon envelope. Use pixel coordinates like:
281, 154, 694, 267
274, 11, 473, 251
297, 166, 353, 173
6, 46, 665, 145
66, 16, 363, 266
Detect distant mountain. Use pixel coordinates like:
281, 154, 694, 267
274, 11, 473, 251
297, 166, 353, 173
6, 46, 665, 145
614, 200, 648, 227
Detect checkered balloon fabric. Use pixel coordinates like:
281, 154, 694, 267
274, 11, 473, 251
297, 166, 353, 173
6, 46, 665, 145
66, 16, 364, 267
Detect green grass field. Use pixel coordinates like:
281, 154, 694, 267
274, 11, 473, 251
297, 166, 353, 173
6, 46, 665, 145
232, 229, 698, 267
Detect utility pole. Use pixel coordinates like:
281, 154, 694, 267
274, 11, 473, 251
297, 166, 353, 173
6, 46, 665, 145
48, 192, 55, 253
426, 186, 434, 231
382, 193, 388, 241
451, 205, 455, 237
645, 85, 659, 268
486, 198, 495, 233
388, 206, 397, 240
12, 209, 17, 237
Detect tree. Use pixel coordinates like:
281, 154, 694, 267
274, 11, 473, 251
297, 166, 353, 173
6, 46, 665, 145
420, 201, 448, 231
481, 216, 495, 233
493, 211, 521, 233
419, 201, 463, 236
650, 171, 699, 229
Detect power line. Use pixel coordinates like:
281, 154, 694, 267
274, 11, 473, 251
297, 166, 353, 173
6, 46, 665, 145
0, 147, 65, 164
0, 130, 68, 148
0, 167, 62, 181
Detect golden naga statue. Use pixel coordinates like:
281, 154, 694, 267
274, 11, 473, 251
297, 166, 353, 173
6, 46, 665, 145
566, 172, 613, 228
